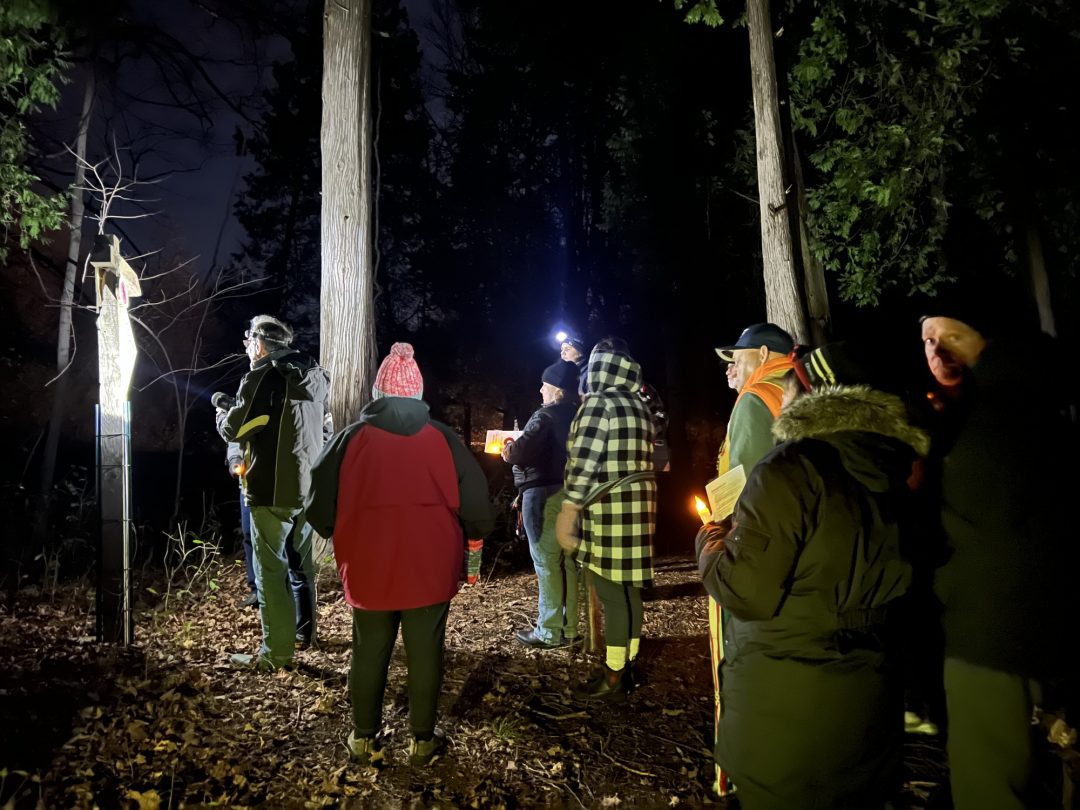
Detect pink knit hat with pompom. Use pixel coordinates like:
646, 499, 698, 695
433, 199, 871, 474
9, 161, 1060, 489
372, 342, 423, 399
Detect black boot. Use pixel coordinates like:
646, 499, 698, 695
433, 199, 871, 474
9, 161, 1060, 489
623, 659, 643, 692
290, 570, 316, 649
574, 665, 628, 702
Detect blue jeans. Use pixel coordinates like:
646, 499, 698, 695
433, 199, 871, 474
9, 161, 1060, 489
522, 485, 579, 643
240, 497, 256, 592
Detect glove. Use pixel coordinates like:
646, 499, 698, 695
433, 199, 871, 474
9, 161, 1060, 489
211, 391, 236, 411
555, 506, 581, 553
466, 539, 483, 585
695, 516, 734, 560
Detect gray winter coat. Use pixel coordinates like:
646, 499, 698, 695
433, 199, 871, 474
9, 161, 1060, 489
217, 348, 332, 509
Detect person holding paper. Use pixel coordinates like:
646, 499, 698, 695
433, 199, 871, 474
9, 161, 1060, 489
703, 322, 794, 795
501, 359, 581, 650
713, 323, 796, 476
697, 342, 927, 809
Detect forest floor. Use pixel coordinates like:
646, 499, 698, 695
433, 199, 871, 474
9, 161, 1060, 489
0, 539, 980, 810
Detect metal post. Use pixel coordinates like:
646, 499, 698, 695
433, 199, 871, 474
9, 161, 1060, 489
122, 399, 133, 645
95, 403, 103, 641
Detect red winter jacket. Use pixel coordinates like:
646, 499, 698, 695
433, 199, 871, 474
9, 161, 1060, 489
306, 396, 495, 611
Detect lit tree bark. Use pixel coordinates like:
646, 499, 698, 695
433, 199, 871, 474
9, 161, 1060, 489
321, 0, 378, 430
38, 72, 95, 537
747, 0, 807, 343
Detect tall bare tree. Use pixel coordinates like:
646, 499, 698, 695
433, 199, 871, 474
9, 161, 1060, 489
321, 0, 378, 429
747, 0, 807, 343
37, 72, 95, 538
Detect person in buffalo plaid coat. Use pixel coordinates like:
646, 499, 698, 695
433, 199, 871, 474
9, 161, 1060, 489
555, 345, 657, 701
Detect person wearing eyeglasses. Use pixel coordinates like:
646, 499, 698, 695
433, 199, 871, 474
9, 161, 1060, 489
216, 314, 332, 671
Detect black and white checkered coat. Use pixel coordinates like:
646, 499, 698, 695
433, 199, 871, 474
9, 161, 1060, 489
564, 350, 657, 586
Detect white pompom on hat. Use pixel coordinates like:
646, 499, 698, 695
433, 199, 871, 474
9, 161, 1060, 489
372, 342, 424, 399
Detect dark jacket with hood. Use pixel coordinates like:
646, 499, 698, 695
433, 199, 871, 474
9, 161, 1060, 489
217, 348, 332, 509
305, 396, 495, 611
935, 338, 1075, 678
504, 399, 577, 492
697, 385, 929, 810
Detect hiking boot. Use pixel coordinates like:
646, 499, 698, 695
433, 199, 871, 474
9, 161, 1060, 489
228, 652, 291, 672
236, 591, 259, 609
346, 732, 383, 765
515, 629, 566, 650
296, 633, 317, 651
574, 665, 628, 702
623, 660, 644, 692
409, 729, 446, 766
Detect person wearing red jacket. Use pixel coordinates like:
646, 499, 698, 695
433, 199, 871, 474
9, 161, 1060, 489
306, 343, 495, 767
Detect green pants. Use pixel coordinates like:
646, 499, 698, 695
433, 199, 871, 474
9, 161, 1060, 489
350, 602, 450, 739
593, 574, 643, 651
944, 656, 1035, 810
249, 505, 313, 669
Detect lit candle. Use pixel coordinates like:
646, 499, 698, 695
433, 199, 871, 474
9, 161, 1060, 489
693, 496, 710, 525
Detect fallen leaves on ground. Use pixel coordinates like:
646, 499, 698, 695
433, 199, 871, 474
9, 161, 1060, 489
0, 554, 952, 808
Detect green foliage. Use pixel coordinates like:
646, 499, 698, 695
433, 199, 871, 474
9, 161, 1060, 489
788, 0, 1016, 305
0, 0, 69, 260
785, 0, 1080, 312
155, 524, 223, 611
671, 0, 724, 28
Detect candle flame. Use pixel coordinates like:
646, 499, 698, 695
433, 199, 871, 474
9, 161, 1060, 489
693, 496, 710, 524
484, 440, 503, 455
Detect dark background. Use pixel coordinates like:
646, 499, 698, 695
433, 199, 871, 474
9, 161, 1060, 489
2, 0, 1077, 575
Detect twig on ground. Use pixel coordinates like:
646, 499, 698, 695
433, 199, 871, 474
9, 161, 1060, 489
599, 749, 654, 778
529, 707, 588, 720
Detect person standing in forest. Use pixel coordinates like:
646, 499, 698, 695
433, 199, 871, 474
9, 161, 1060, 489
705, 322, 794, 793
306, 343, 495, 766
919, 299, 1075, 809
698, 342, 926, 808
216, 315, 331, 671
502, 359, 581, 649
560, 336, 589, 398
555, 342, 657, 700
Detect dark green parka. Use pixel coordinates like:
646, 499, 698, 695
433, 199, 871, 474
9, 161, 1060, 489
698, 385, 929, 810
935, 339, 1075, 679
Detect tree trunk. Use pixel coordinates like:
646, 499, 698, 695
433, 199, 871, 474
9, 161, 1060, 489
1025, 224, 1056, 337
791, 135, 829, 345
747, 0, 807, 343
321, 0, 378, 430
37, 73, 95, 539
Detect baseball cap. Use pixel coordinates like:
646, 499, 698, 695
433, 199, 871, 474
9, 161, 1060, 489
715, 323, 794, 361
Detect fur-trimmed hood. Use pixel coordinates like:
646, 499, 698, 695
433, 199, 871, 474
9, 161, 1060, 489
773, 385, 930, 491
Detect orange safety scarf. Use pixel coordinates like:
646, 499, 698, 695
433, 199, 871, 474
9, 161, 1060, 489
717, 354, 794, 474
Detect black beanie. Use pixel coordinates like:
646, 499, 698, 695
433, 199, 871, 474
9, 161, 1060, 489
916, 279, 1036, 340
542, 359, 579, 392
799, 340, 917, 397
